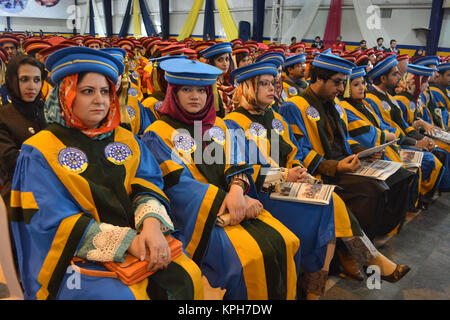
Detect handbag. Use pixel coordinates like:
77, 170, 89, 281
70, 235, 183, 286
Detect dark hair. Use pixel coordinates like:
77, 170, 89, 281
315, 36, 321, 40
235, 52, 249, 67
390, 39, 396, 44
360, 40, 366, 45
309, 65, 339, 84
357, 57, 370, 66
5, 54, 45, 101
372, 66, 395, 85
291, 36, 296, 41
377, 37, 384, 42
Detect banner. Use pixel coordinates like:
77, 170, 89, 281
0, 0, 71, 19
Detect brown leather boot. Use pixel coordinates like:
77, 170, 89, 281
336, 247, 364, 282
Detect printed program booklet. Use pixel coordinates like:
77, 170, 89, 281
270, 182, 336, 205
400, 150, 423, 168
345, 160, 402, 181
426, 129, 450, 144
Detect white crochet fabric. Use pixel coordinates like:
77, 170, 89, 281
135, 198, 174, 233
86, 223, 131, 262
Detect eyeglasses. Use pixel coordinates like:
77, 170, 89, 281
328, 77, 347, 87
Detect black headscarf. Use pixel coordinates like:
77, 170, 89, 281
5, 54, 46, 128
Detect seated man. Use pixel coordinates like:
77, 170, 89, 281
364, 55, 445, 206
279, 52, 414, 241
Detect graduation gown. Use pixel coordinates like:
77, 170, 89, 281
279, 88, 413, 240
225, 107, 362, 273
428, 84, 450, 129
365, 88, 444, 199
142, 116, 300, 299
10, 124, 203, 300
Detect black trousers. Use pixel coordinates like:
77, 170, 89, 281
326, 167, 415, 240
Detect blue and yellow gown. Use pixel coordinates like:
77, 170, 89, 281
142, 115, 300, 299
10, 124, 203, 300
225, 107, 362, 274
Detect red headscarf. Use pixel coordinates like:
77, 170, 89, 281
158, 83, 216, 136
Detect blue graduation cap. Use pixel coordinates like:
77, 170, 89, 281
231, 60, 279, 84
365, 54, 398, 80
283, 53, 306, 68
350, 66, 367, 80
159, 58, 222, 86
413, 56, 440, 67
406, 64, 435, 77
311, 51, 356, 75
199, 42, 232, 59
46, 47, 124, 84
437, 62, 450, 72
255, 51, 285, 65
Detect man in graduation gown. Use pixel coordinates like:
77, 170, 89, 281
282, 54, 308, 99
279, 52, 413, 240
364, 55, 444, 205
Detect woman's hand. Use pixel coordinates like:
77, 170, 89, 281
217, 184, 247, 226
286, 166, 309, 182
127, 217, 170, 272
244, 195, 263, 220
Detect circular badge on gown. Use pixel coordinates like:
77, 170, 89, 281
131, 72, 139, 80
381, 101, 391, 112
335, 103, 344, 118
173, 133, 197, 154
408, 101, 416, 112
128, 87, 138, 97
126, 105, 136, 119
58, 147, 88, 174
416, 99, 423, 112
104, 142, 133, 165
288, 86, 298, 96
249, 122, 267, 138
209, 126, 226, 145
272, 118, 284, 135
154, 101, 163, 112
306, 106, 320, 121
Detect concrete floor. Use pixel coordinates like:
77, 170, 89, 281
323, 193, 450, 300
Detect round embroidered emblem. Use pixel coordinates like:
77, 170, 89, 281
288, 86, 298, 96
335, 103, 344, 118
131, 71, 139, 80
173, 133, 197, 154
58, 147, 88, 174
306, 106, 320, 121
128, 88, 138, 97
209, 126, 226, 145
126, 105, 136, 119
249, 122, 267, 138
381, 101, 391, 112
104, 142, 133, 165
416, 99, 423, 112
272, 119, 284, 135
154, 101, 163, 112
130, 62, 137, 69
408, 101, 416, 112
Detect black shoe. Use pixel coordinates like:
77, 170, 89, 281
363, 264, 411, 283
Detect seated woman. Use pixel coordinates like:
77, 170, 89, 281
142, 58, 300, 300
225, 61, 411, 298
0, 55, 46, 222
200, 42, 236, 116
10, 47, 203, 300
